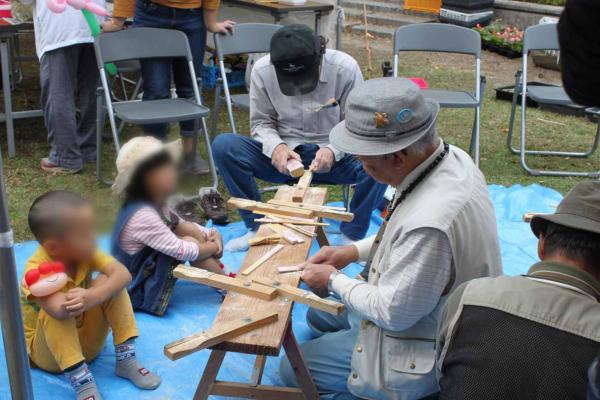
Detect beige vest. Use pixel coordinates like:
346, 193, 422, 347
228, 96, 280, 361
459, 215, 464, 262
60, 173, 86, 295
348, 144, 503, 400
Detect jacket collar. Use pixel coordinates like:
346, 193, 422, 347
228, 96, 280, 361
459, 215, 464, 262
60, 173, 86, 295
527, 261, 600, 302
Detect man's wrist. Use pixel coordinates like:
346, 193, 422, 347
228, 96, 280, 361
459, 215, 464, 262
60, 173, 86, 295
327, 269, 341, 292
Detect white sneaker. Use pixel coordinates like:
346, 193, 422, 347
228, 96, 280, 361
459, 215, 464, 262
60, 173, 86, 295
225, 230, 257, 252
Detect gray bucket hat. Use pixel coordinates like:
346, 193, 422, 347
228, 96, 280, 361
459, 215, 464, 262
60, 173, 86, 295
330, 77, 439, 156
531, 180, 600, 237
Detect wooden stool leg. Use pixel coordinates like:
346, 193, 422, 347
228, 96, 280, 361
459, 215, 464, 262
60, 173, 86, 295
282, 326, 320, 400
315, 225, 329, 247
194, 349, 226, 400
249, 355, 267, 387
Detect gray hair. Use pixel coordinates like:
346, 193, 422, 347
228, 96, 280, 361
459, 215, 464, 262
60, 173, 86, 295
403, 127, 438, 157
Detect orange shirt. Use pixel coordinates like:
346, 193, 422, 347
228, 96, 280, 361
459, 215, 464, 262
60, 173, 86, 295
113, 0, 220, 18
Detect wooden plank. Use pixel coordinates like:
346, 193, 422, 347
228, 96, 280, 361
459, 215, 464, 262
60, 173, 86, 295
172, 265, 277, 301
255, 217, 328, 227
253, 276, 345, 315
165, 311, 279, 360
277, 265, 303, 273
212, 186, 327, 355
228, 197, 314, 219
287, 159, 305, 178
268, 199, 354, 222
211, 382, 305, 400
248, 234, 281, 246
241, 244, 284, 276
266, 224, 306, 243
283, 223, 316, 238
292, 170, 313, 202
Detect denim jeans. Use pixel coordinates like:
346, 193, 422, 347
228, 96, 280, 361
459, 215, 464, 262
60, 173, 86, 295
133, 0, 206, 138
212, 134, 387, 240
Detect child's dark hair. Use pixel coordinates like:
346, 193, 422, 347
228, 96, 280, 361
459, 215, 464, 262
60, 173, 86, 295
124, 150, 173, 205
28, 190, 89, 242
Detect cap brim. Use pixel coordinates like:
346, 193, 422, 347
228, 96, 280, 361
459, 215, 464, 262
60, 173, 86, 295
330, 99, 440, 156
112, 139, 182, 196
531, 212, 600, 237
274, 63, 320, 97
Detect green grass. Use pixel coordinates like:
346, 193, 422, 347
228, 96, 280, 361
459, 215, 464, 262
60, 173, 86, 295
2, 33, 596, 242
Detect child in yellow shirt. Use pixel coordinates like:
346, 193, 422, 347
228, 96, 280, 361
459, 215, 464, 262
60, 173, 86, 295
20, 190, 160, 400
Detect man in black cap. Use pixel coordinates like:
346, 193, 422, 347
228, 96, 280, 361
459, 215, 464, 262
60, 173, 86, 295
212, 24, 386, 251
437, 180, 600, 400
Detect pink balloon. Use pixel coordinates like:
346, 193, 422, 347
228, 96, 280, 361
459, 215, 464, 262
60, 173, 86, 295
84, 1, 109, 16
46, 0, 67, 13
66, 0, 86, 9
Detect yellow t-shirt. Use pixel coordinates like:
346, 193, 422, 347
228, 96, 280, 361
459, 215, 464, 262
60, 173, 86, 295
20, 247, 115, 346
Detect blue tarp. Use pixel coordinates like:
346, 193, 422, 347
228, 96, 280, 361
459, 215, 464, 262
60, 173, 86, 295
0, 184, 563, 399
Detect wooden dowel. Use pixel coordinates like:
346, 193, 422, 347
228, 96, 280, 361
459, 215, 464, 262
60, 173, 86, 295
255, 218, 328, 227
241, 244, 285, 276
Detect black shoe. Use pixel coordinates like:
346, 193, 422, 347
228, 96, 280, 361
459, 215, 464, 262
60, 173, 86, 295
173, 199, 206, 226
200, 189, 229, 225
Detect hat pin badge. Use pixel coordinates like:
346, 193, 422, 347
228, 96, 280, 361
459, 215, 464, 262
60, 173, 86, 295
374, 112, 389, 128
396, 108, 413, 124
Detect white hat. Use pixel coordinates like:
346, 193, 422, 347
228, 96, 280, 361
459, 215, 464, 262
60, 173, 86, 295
112, 136, 182, 196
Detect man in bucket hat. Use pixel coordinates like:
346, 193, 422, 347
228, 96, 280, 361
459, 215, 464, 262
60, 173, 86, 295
436, 180, 600, 400
280, 78, 502, 399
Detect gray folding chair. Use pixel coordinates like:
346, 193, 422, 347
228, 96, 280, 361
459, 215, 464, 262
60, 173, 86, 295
393, 23, 485, 166
94, 28, 217, 188
211, 23, 282, 136
507, 23, 600, 177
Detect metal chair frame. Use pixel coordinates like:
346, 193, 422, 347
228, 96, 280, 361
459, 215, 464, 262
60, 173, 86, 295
393, 23, 485, 166
506, 23, 600, 177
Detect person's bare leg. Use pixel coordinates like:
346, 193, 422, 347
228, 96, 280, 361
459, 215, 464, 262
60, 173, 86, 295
181, 235, 226, 275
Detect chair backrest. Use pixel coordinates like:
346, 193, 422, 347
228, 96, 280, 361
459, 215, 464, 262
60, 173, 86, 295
214, 23, 282, 60
393, 23, 481, 57
94, 28, 192, 69
523, 23, 558, 53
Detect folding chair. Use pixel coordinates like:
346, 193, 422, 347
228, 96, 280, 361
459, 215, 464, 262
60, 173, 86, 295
393, 23, 485, 166
94, 28, 217, 188
507, 23, 600, 177
211, 23, 282, 136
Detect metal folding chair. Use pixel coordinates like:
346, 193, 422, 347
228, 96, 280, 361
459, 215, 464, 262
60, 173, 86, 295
507, 23, 600, 177
393, 23, 485, 166
211, 23, 282, 136
94, 28, 217, 188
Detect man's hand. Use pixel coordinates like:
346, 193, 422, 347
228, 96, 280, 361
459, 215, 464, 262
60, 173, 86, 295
209, 229, 223, 259
271, 143, 301, 175
101, 17, 125, 33
308, 245, 358, 270
63, 288, 101, 317
207, 20, 236, 34
310, 148, 335, 173
301, 263, 337, 293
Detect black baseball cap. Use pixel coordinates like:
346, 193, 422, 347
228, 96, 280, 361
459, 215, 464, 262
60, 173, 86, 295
270, 24, 322, 96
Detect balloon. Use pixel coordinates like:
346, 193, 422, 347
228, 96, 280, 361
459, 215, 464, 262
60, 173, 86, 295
46, 0, 67, 13
23, 261, 69, 298
46, 0, 108, 17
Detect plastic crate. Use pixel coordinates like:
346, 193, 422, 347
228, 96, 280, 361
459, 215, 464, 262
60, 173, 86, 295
404, 0, 441, 14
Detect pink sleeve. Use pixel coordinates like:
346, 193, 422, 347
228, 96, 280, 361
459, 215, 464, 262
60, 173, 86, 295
122, 207, 200, 262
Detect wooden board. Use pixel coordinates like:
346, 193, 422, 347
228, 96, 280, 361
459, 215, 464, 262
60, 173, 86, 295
228, 198, 314, 219
172, 265, 277, 301
252, 276, 345, 315
241, 244, 284, 276
164, 311, 279, 360
268, 199, 354, 222
212, 186, 327, 355
287, 159, 305, 178
292, 171, 313, 202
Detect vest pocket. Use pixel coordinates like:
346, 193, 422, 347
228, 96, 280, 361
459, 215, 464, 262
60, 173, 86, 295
383, 334, 436, 393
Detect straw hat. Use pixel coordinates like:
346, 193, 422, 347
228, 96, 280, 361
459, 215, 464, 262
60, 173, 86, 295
112, 136, 182, 196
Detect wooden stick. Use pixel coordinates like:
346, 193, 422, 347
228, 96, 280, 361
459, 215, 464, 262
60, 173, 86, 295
292, 170, 313, 202
268, 199, 348, 212
287, 159, 305, 178
228, 198, 314, 219
266, 224, 308, 243
277, 265, 304, 274
255, 218, 328, 227
172, 266, 277, 301
241, 244, 285, 276
268, 199, 354, 222
164, 311, 279, 360
282, 223, 316, 238
252, 276, 345, 315
248, 234, 282, 246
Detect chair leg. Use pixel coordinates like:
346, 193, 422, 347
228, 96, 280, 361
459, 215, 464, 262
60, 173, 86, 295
95, 92, 113, 186
507, 72, 521, 154
211, 85, 222, 139
473, 107, 481, 167
199, 116, 219, 190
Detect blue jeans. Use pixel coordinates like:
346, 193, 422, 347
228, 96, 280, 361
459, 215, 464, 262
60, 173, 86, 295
280, 308, 360, 399
133, 0, 206, 138
212, 134, 387, 240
